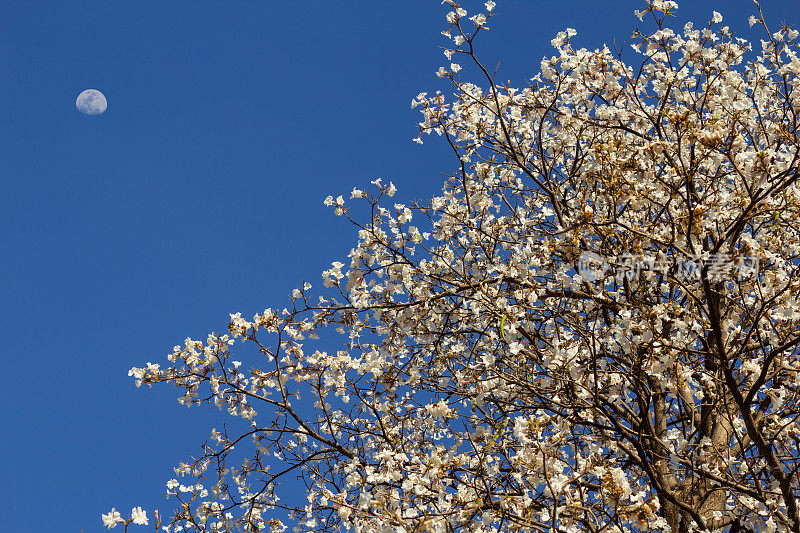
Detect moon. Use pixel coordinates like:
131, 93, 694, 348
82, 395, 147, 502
76, 89, 107, 115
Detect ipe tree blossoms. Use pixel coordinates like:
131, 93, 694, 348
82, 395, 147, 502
109, 1, 800, 532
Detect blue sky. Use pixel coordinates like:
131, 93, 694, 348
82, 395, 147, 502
1, 1, 797, 530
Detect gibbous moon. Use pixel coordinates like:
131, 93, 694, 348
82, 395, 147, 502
76, 89, 107, 115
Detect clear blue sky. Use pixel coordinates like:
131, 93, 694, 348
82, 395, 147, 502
1, 1, 796, 530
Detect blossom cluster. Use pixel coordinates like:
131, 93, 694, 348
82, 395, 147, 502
106, 1, 800, 532
102, 507, 150, 529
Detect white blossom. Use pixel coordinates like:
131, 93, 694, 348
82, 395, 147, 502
131, 507, 148, 525
102, 508, 123, 529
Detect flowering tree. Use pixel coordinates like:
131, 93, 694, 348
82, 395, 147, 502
105, 1, 800, 532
